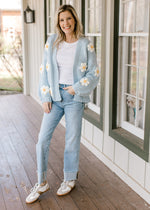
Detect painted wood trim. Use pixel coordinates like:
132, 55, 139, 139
109, 0, 149, 162
144, 2, 150, 159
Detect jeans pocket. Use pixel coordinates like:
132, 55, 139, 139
66, 90, 74, 97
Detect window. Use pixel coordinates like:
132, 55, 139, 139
110, 0, 150, 161
46, 0, 81, 35
84, 0, 103, 115
46, 0, 60, 35
118, 0, 149, 139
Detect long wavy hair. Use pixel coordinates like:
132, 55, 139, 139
53, 4, 84, 48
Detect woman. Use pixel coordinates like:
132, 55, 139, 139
26, 4, 100, 204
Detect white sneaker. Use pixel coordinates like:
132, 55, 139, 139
56, 180, 75, 196
26, 182, 50, 204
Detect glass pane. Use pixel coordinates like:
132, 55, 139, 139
88, 10, 94, 33
139, 69, 146, 99
96, 0, 102, 33
122, 0, 135, 33
96, 36, 101, 68
73, 0, 81, 17
48, 0, 50, 16
136, 100, 145, 129
126, 95, 136, 126
127, 66, 137, 96
139, 37, 148, 68
66, 0, 74, 5
128, 37, 137, 66
88, 0, 94, 9
49, 17, 51, 33
136, 0, 145, 32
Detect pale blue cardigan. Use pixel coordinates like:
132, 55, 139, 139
39, 34, 100, 103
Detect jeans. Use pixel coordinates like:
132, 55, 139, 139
36, 84, 84, 184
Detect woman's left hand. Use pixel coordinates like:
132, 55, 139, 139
63, 86, 75, 95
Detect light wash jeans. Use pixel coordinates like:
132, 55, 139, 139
36, 84, 84, 184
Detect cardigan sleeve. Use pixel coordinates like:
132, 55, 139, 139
38, 38, 52, 103
72, 41, 100, 97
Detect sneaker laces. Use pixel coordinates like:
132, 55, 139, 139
60, 181, 67, 190
30, 183, 39, 193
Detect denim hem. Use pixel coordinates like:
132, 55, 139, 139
64, 171, 78, 181
37, 170, 47, 184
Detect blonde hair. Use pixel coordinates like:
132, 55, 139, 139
54, 4, 84, 48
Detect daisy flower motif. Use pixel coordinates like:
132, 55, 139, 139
46, 63, 50, 72
80, 63, 87, 72
95, 68, 100, 77
41, 86, 49, 95
80, 77, 90, 86
45, 42, 49, 51
88, 43, 94, 52
39, 64, 44, 74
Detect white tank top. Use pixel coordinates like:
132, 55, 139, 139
56, 41, 78, 85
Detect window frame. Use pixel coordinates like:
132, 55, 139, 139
83, 0, 106, 130
109, 0, 150, 161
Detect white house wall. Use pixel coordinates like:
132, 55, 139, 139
22, 0, 150, 204
22, 0, 45, 100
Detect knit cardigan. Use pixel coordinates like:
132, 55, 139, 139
39, 34, 100, 103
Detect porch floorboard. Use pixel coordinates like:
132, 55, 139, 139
0, 94, 149, 210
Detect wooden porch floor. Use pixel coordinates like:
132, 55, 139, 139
0, 94, 150, 210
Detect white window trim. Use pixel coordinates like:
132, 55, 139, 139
86, 102, 100, 115
122, 121, 144, 139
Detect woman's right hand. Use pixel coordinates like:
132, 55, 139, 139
42, 102, 52, 113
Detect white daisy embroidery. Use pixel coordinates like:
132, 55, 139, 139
80, 63, 87, 72
39, 64, 44, 74
46, 63, 50, 72
95, 68, 100, 77
80, 78, 90, 86
45, 42, 49, 51
88, 43, 94, 52
41, 86, 49, 95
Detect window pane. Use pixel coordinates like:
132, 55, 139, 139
96, 0, 102, 33
139, 69, 146, 99
49, 18, 51, 32
95, 36, 101, 64
88, 9, 94, 33
136, 0, 149, 32
136, 100, 145, 129
136, 0, 145, 32
126, 95, 136, 126
128, 37, 137, 66
127, 66, 137, 96
122, 0, 135, 33
121, 0, 149, 33
139, 37, 148, 68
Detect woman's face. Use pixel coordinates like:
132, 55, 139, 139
59, 10, 76, 36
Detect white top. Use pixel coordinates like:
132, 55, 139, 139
56, 41, 78, 85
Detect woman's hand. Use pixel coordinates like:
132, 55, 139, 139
63, 86, 75, 95
42, 102, 52, 113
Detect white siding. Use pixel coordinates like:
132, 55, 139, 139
114, 141, 129, 173
22, 0, 45, 101
128, 151, 146, 187
93, 126, 103, 152
84, 120, 93, 144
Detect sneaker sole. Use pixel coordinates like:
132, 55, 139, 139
26, 187, 50, 204
56, 185, 75, 196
